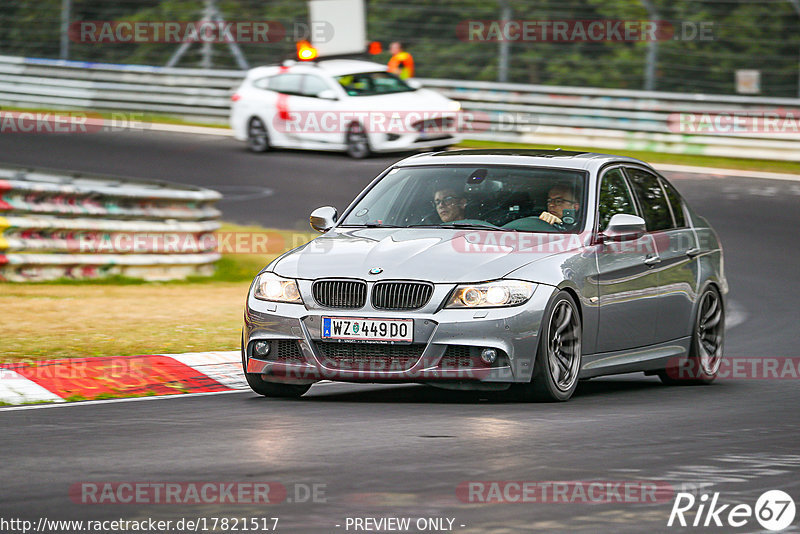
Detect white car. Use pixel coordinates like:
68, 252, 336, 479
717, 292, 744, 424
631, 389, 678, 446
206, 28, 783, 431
230, 59, 463, 158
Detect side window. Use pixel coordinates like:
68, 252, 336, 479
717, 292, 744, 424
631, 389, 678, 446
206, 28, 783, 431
267, 74, 304, 95
252, 77, 270, 90
626, 167, 674, 232
660, 177, 687, 228
598, 168, 636, 231
301, 75, 331, 97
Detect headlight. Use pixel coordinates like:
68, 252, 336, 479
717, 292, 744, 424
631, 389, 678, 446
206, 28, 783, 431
448, 100, 462, 112
253, 272, 303, 304
445, 280, 535, 308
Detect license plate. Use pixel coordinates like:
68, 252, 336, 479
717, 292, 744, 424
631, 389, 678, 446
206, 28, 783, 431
322, 317, 413, 343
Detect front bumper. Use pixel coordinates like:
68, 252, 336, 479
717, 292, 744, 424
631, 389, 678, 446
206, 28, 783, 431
368, 132, 462, 153
243, 283, 554, 388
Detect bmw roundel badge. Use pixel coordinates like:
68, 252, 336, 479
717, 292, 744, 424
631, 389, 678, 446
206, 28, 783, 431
369, 267, 383, 275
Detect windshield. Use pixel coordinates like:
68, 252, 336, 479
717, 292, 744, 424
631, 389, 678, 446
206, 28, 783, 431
341, 165, 588, 233
336, 71, 415, 96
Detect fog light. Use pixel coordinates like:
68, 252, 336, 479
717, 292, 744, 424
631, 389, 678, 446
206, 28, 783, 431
480, 348, 497, 365
253, 340, 271, 357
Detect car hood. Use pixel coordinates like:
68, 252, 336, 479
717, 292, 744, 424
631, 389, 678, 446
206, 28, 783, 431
271, 228, 584, 283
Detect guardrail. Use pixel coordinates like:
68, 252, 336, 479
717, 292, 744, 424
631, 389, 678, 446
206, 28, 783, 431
1, 55, 799, 160
0, 165, 221, 282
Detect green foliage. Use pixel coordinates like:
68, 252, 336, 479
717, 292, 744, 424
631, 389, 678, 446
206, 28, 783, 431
0, 0, 798, 95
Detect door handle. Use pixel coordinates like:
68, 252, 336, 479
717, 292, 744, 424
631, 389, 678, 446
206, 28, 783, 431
686, 247, 701, 258
644, 254, 662, 266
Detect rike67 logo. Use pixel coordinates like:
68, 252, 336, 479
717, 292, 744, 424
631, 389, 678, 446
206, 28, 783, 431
668, 490, 796, 531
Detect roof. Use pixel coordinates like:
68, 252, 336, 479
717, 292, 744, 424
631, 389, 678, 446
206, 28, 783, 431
394, 148, 652, 172
245, 59, 387, 80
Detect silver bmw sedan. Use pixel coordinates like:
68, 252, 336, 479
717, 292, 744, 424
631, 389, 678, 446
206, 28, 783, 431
242, 149, 727, 401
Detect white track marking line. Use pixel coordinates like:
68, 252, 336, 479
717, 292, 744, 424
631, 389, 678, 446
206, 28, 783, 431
0, 381, 341, 412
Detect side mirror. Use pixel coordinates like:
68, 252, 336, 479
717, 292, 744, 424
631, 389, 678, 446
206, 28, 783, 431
310, 206, 338, 233
317, 89, 338, 100
406, 79, 422, 90
600, 214, 646, 242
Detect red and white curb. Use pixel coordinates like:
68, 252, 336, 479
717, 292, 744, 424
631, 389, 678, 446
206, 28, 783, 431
0, 351, 244, 405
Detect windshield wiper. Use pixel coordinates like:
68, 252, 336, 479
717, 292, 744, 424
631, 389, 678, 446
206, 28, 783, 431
354, 222, 406, 228
436, 222, 508, 231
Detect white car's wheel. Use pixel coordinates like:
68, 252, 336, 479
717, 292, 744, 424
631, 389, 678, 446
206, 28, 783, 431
247, 117, 270, 153
345, 122, 371, 159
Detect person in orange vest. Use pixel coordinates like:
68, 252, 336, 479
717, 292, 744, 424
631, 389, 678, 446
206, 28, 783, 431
387, 41, 414, 79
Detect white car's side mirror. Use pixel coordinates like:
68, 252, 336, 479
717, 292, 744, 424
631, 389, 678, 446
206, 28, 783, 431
317, 89, 338, 100
310, 206, 338, 233
601, 214, 647, 242
406, 79, 422, 89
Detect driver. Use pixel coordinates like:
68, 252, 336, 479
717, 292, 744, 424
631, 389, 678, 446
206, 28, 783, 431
433, 188, 467, 223
539, 183, 580, 227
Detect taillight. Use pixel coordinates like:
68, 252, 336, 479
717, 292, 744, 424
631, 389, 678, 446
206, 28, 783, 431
231, 93, 241, 102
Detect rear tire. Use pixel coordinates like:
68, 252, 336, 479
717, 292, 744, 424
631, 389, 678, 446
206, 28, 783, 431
247, 117, 270, 153
241, 337, 310, 398
345, 122, 371, 159
658, 285, 724, 385
507, 291, 582, 402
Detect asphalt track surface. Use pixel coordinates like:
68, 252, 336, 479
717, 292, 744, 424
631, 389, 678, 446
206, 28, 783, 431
1, 130, 800, 533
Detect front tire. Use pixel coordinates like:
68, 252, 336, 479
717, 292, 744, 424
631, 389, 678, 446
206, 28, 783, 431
508, 291, 582, 402
658, 285, 724, 385
241, 338, 310, 398
345, 122, 371, 159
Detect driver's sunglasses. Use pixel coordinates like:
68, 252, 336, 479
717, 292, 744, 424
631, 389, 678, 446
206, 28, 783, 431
547, 197, 576, 206
433, 196, 458, 207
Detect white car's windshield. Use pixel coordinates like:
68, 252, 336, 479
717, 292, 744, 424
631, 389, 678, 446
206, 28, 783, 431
341, 165, 588, 233
336, 71, 415, 96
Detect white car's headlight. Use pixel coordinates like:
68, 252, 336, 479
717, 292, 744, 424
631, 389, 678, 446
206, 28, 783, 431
445, 280, 535, 308
253, 272, 303, 304
448, 100, 462, 112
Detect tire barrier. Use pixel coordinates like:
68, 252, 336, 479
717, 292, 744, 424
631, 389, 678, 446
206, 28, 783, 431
0, 166, 221, 282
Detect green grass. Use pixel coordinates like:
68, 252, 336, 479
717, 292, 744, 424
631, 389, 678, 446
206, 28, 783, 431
457, 139, 800, 175
0, 223, 318, 360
